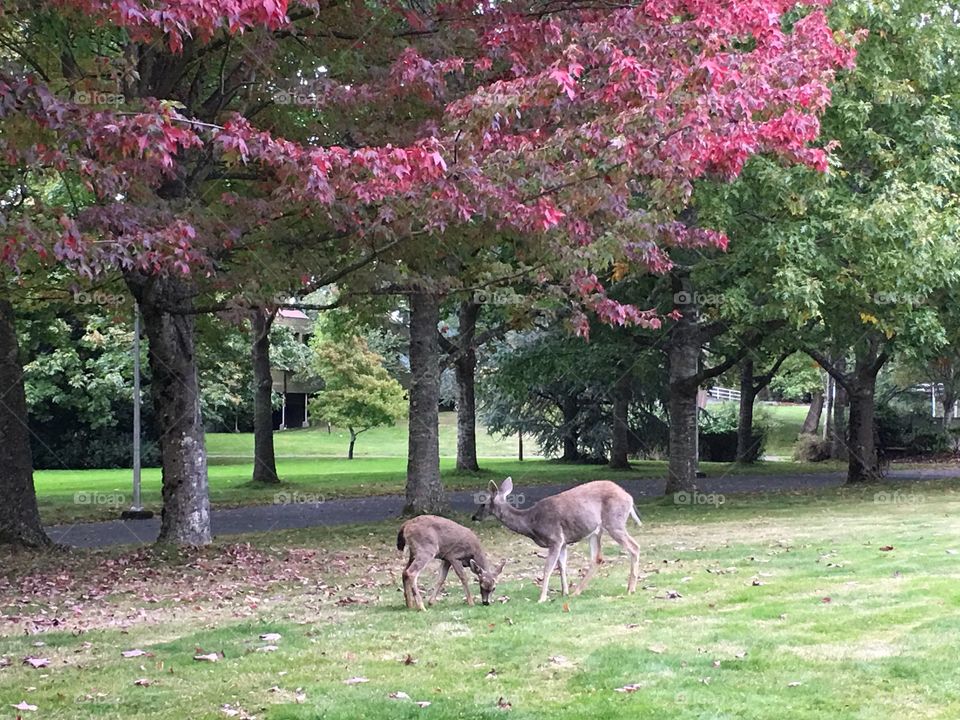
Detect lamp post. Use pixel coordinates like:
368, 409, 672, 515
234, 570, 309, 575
121, 302, 153, 521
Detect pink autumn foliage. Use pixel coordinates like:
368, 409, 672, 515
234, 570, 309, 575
1, 0, 858, 326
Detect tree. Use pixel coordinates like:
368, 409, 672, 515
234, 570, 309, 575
1, 0, 854, 542
310, 335, 406, 460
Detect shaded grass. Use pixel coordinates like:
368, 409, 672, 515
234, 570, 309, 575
3, 480, 960, 718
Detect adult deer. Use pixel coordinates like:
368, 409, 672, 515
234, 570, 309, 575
474, 477, 641, 602
397, 515, 505, 611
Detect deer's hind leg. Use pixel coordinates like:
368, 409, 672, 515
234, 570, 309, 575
571, 528, 603, 596
402, 553, 433, 611
607, 524, 641, 594
558, 545, 569, 596
428, 559, 452, 606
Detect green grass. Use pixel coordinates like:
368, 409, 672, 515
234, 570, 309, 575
34, 408, 836, 524
207, 412, 525, 460
4, 480, 960, 718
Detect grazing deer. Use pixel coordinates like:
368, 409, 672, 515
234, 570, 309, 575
473, 477, 641, 602
397, 515, 506, 611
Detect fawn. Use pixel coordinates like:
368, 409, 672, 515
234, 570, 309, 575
397, 515, 505, 611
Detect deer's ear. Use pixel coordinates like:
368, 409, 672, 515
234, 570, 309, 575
495, 559, 507, 576
487, 480, 498, 495
469, 559, 482, 575
501, 476, 513, 497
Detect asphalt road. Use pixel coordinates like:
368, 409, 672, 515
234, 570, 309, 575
45, 467, 959, 549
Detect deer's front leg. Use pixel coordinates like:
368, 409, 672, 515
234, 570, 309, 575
448, 558, 475, 606
539, 543, 564, 603
428, 560, 451, 606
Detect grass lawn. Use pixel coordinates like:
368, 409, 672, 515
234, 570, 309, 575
207, 412, 528, 460
34, 408, 836, 525
3, 479, 960, 718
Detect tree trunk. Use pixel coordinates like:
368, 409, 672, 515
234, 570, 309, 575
405, 291, 444, 514
348, 428, 356, 460
736, 359, 758, 463
251, 309, 279, 484
830, 359, 848, 460
801, 390, 824, 435
609, 369, 631, 469
0, 299, 51, 548
561, 394, 580, 462
667, 278, 700, 494
940, 387, 955, 430
128, 275, 212, 545
847, 382, 878, 483
455, 301, 481, 472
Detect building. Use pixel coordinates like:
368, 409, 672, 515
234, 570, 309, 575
271, 308, 322, 430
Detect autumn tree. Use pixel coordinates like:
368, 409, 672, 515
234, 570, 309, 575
2, 0, 852, 541
310, 336, 406, 459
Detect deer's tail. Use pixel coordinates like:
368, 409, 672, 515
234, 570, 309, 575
396, 528, 406, 552
629, 506, 643, 527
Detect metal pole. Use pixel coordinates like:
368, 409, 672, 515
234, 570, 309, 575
122, 303, 152, 520
132, 303, 142, 511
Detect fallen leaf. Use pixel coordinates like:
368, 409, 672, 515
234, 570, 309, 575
615, 683, 643, 693
880, 546, 894, 552
23, 658, 49, 669
0, 657, 9, 668
388, 691, 410, 700
820, 597, 832, 604
134, 678, 152, 687
12, 701, 38, 712
416, 701, 431, 708
256, 645, 279, 653
946, 549, 957, 555
497, 696, 512, 710
403, 654, 417, 665
647, 644, 667, 654
787, 681, 802, 687
193, 653, 221, 663
562, 602, 570, 612
486, 668, 498, 679
259, 633, 282, 642
122, 649, 148, 659
344, 677, 369, 685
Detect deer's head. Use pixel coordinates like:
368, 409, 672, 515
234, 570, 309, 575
469, 558, 507, 605
472, 477, 513, 521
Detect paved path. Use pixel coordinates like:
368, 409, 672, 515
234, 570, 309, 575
46, 468, 959, 549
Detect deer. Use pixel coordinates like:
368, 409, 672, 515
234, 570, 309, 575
396, 515, 506, 611
473, 477, 642, 602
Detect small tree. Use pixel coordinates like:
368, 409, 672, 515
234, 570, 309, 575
310, 337, 406, 459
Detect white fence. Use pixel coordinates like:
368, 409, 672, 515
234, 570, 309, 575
706, 386, 741, 403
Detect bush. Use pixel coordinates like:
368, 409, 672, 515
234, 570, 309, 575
875, 404, 951, 456
793, 432, 832, 462
697, 403, 767, 463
